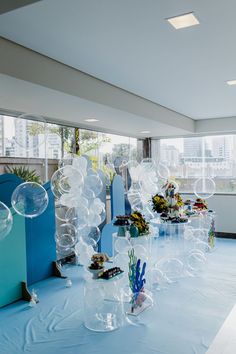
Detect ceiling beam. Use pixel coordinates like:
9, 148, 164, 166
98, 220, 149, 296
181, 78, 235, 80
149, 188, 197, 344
0, 37, 195, 133
0, 0, 41, 15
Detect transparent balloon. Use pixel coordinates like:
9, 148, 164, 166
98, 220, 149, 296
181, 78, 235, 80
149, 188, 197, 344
84, 175, 103, 198
82, 226, 101, 246
160, 258, 184, 282
56, 223, 77, 250
51, 166, 84, 199
194, 177, 216, 199
11, 182, 49, 218
140, 158, 156, 173
72, 156, 88, 177
187, 250, 207, 275
57, 222, 77, 239
55, 202, 70, 222
126, 160, 141, 182
156, 162, 170, 180
0, 202, 13, 240
114, 237, 132, 255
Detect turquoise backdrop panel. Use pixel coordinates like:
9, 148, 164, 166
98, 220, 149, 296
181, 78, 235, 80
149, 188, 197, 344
0, 174, 27, 307
26, 181, 56, 285
0, 209, 27, 308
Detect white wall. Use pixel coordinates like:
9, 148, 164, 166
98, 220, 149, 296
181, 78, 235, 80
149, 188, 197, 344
184, 194, 236, 234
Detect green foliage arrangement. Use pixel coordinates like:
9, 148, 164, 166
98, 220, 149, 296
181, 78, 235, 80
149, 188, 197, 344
129, 211, 149, 235
152, 194, 168, 213
5, 166, 41, 184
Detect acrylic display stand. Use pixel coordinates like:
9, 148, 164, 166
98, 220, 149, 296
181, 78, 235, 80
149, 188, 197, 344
101, 175, 125, 256
84, 277, 124, 332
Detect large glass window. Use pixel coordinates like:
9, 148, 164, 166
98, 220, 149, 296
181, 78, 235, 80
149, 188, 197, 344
0, 114, 140, 186
156, 135, 236, 194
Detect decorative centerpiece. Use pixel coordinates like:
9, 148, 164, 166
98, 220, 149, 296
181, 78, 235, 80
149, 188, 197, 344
128, 248, 148, 315
113, 215, 130, 236
88, 253, 109, 279
193, 198, 208, 211
155, 180, 188, 223
129, 211, 149, 237
152, 194, 168, 214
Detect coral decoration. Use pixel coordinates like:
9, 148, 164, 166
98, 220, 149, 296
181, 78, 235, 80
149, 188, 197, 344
128, 249, 146, 313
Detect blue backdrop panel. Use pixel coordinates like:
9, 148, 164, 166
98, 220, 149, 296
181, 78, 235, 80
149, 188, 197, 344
0, 209, 27, 308
100, 223, 118, 257
0, 173, 23, 207
110, 175, 125, 219
26, 182, 56, 285
101, 175, 125, 256
0, 174, 27, 308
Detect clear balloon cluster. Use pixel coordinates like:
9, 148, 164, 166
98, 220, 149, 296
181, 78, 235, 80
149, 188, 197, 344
126, 158, 170, 219
51, 156, 106, 265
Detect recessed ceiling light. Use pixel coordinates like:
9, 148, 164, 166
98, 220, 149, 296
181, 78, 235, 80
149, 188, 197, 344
84, 118, 99, 122
140, 130, 150, 134
167, 12, 199, 29
226, 80, 236, 86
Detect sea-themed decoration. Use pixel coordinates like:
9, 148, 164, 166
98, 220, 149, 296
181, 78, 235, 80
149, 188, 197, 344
128, 248, 146, 313
208, 218, 215, 248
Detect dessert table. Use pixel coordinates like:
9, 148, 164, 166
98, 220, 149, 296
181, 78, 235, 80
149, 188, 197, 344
0, 238, 236, 354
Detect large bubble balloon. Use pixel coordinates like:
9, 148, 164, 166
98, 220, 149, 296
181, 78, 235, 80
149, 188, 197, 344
72, 156, 88, 177
80, 226, 101, 247
51, 166, 84, 199
84, 174, 103, 198
14, 114, 47, 151
194, 177, 216, 199
0, 202, 13, 240
11, 182, 49, 218
156, 162, 170, 180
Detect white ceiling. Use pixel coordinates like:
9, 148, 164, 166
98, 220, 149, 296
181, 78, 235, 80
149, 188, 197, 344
0, 74, 190, 138
1, 0, 236, 120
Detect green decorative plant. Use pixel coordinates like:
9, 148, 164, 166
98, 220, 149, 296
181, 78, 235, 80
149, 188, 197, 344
5, 166, 41, 184
129, 211, 149, 235
152, 194, 168, 213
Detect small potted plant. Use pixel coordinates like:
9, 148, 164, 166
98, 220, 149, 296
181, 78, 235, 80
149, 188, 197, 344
129, 211, 149, 237
113, 215, 130, 236
152, 194, 168, 214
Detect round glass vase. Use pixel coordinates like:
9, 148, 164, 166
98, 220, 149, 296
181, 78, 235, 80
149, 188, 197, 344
83, 278, 124, 332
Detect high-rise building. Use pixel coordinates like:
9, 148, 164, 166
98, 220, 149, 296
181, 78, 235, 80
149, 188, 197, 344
212, 136, 231, 159
160, 144, 180, 165
183, 138, 203, 158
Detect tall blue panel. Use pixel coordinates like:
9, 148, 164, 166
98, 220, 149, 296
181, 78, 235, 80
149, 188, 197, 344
101, 175, 125, 256
0, 173, 23, 207
111, 175, 125, 219
0, 174, 27, 307
25, 181, 56, 285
